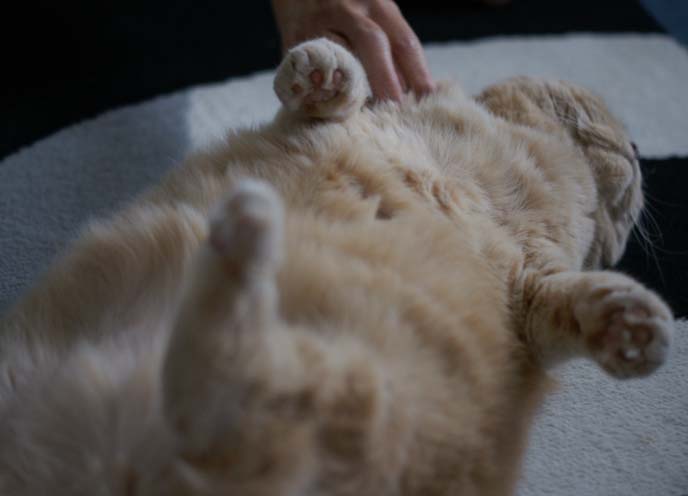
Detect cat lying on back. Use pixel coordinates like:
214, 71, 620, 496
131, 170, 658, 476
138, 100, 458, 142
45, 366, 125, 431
0, 38, 673, 495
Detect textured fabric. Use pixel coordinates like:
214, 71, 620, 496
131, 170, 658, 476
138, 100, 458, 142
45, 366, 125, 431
521, 320, 688, 495
0, 34, 686, 494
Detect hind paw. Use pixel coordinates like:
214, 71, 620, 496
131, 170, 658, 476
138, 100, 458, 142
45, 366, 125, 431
209, 179, 284, 271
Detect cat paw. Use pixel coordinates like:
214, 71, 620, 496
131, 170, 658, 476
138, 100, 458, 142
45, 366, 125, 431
274, 38, 369, 120
209, 179, 284, 270
574, 277, 673, 378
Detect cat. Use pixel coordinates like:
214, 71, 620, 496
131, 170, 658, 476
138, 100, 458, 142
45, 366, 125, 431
0, 38, 674, 495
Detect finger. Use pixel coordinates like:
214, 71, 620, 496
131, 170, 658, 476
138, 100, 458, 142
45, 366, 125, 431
323, 31, 352, 51
371, 3, 434, 96
342, 16, 403, 101
394, 59, 408, 94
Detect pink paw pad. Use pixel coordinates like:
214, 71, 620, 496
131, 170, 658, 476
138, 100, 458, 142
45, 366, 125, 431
309, 69, 324, 87
275, 38, 365, 118
580, 287, 673, 379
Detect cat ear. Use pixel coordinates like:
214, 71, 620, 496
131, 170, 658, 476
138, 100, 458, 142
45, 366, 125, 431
476, 76, 621, 144
162, 180, 284, 456
477, 77, 643, 268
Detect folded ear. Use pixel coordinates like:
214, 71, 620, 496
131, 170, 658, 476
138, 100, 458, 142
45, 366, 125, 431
477, 77, 643, 268
477, 76, 606, 135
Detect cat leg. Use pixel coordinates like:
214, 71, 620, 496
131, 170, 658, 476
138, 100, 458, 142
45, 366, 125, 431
517, 270, 673, 378
273, 38, 370, 121
162, 180, 321, 493
163, 180, 396, 493
163, 179, 284, 446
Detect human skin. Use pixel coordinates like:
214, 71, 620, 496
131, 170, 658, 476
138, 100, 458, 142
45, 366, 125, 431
271, 0, 435, 101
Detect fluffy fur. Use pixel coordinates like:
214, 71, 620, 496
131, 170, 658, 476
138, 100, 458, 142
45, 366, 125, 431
0, 39, 674, 495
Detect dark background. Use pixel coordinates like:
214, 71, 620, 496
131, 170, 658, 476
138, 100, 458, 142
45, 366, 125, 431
2, 0, 663, 159
2, 0, 686, 316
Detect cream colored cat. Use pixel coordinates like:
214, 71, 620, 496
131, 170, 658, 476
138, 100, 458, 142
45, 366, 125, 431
0, 38, 674, 495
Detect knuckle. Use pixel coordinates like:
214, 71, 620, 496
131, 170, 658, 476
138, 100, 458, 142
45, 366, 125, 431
391, 33, 420, 54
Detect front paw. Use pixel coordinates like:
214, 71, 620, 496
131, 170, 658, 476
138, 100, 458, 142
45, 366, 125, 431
574, 275, 673, 378
274, 38, 369, 120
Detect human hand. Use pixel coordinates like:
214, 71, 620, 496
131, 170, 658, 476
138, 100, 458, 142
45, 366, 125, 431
271, 0, 434, 101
